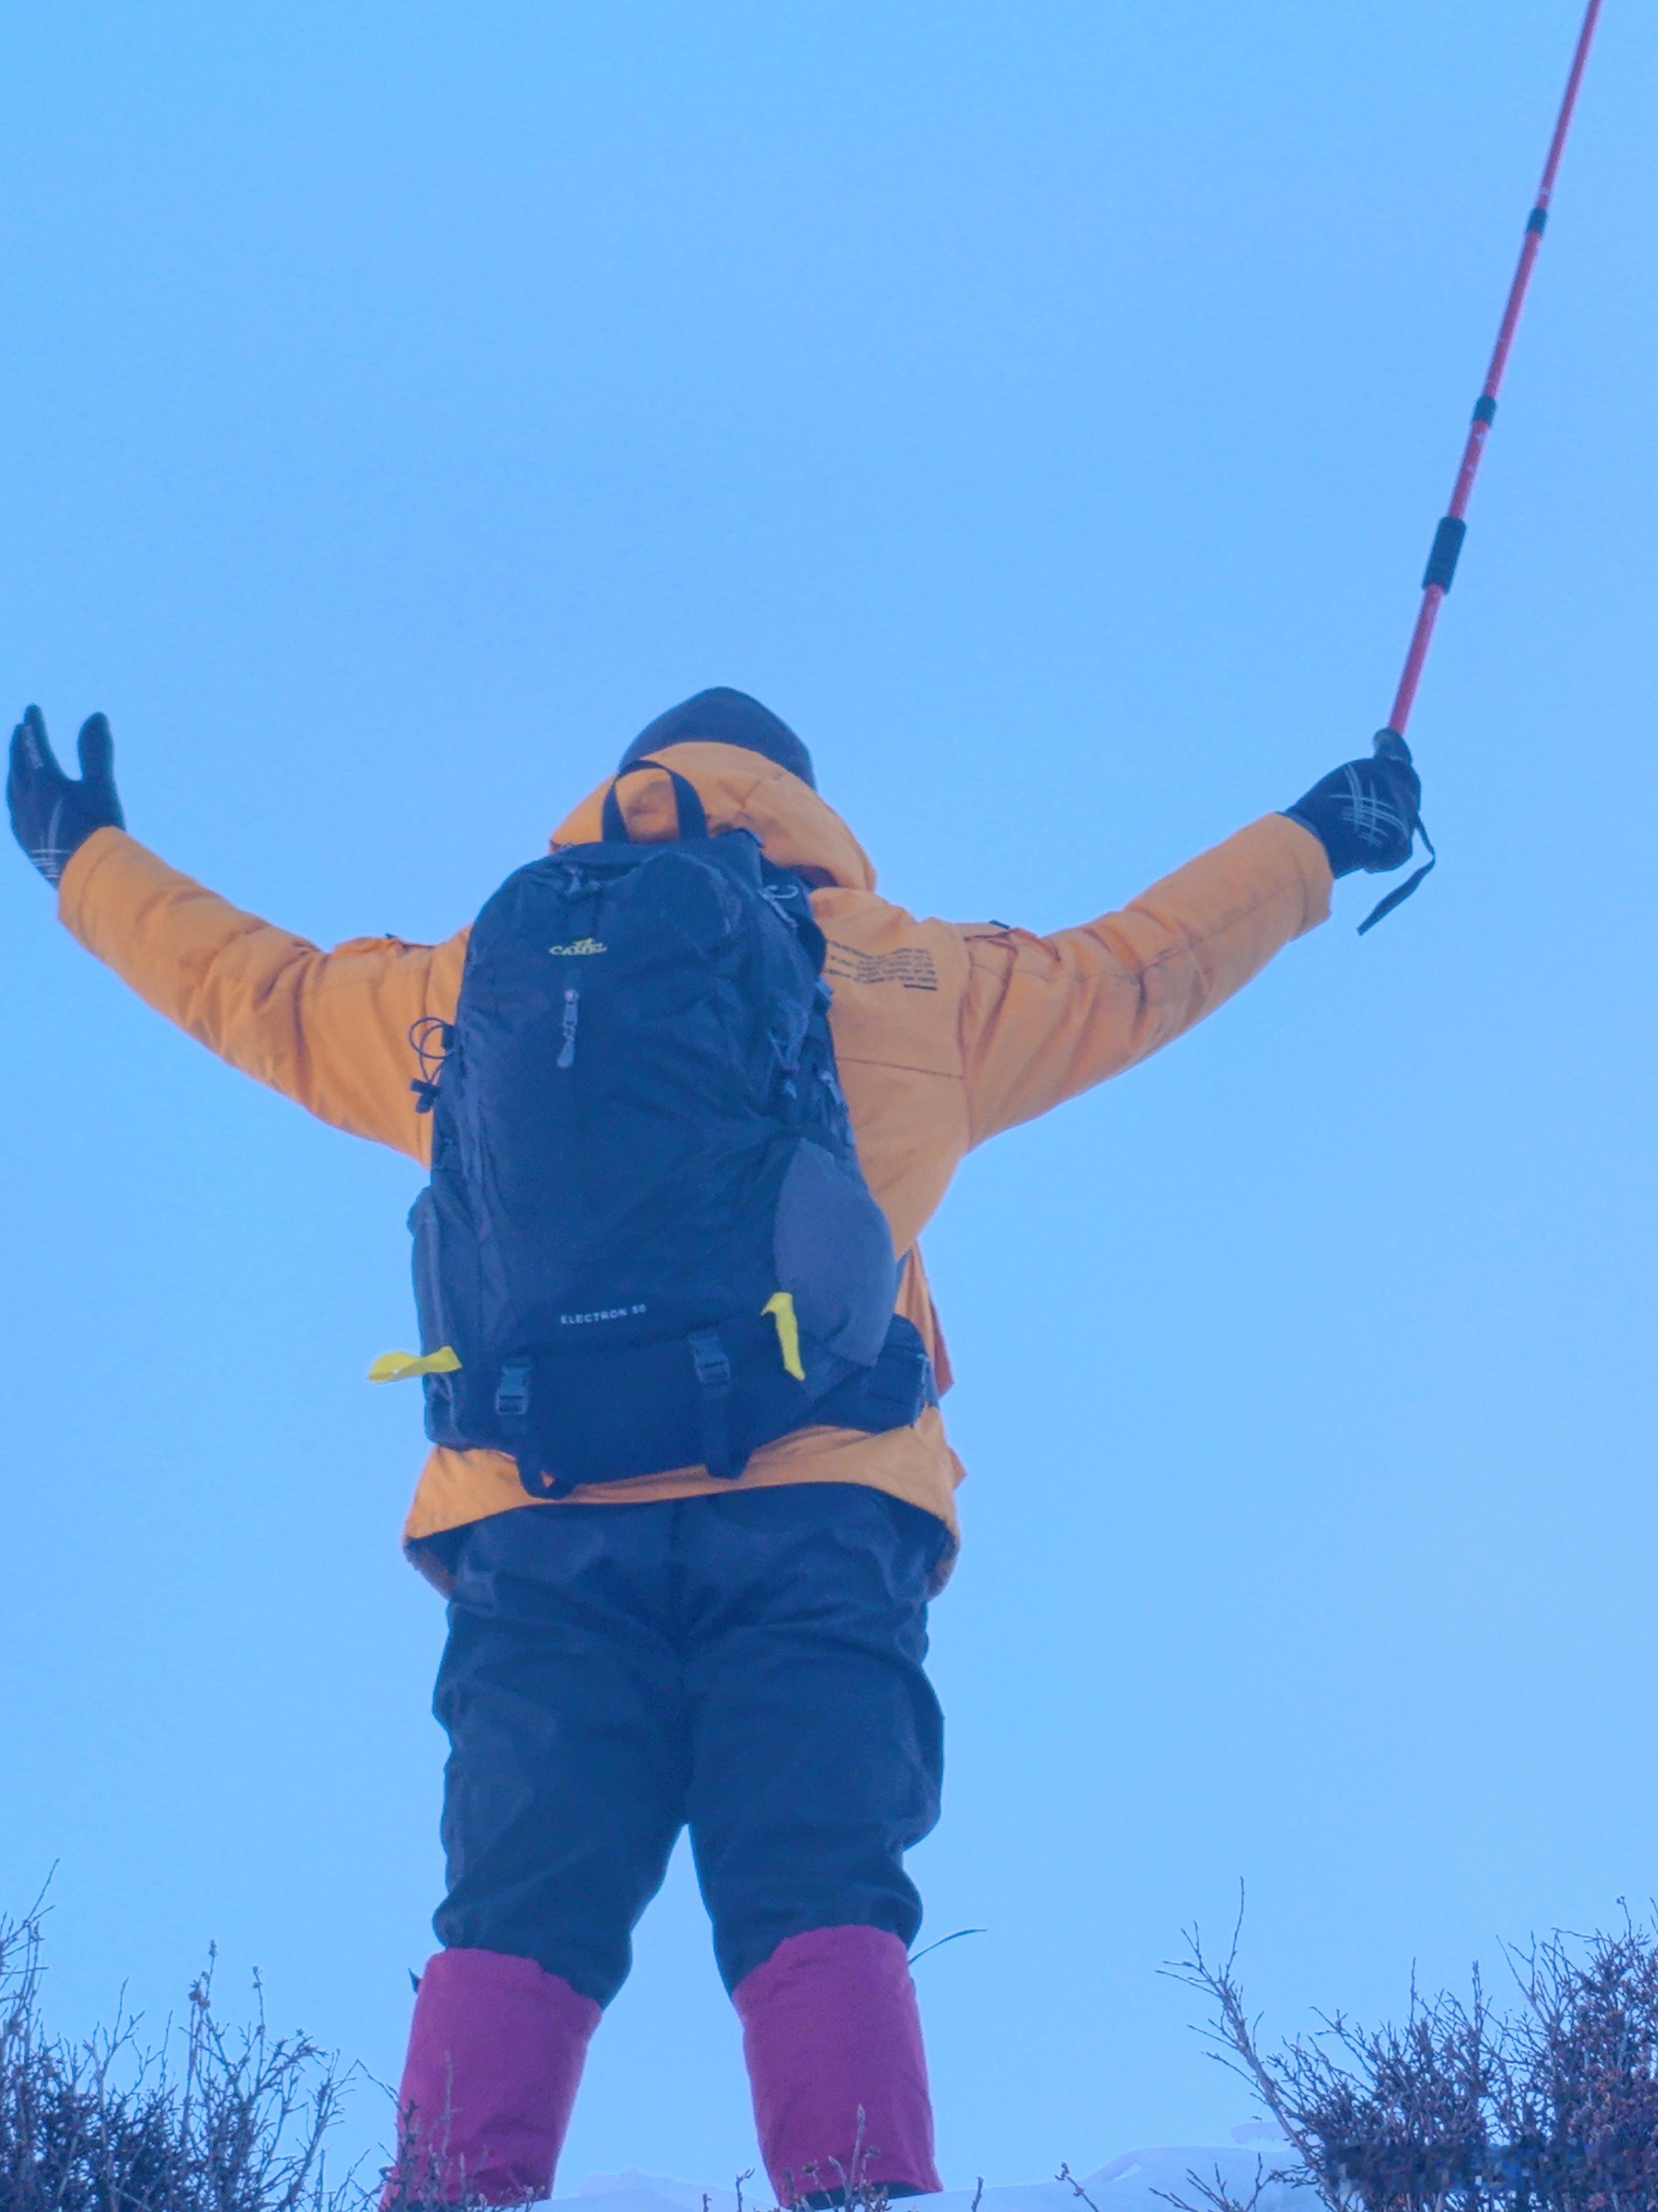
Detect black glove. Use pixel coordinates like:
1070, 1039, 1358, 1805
1283, 732, 1423, 878
7, 705, 125, 885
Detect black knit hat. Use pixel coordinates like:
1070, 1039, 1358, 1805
619, 686, 816, 790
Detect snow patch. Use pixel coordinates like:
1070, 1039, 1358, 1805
561, 2149, 1316, 2212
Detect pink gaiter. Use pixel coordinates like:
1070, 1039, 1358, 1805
734, 1925, 943, 2206
385, 1947, 601, 2207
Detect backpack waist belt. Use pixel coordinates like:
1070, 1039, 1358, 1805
473, 1313, 935, 1500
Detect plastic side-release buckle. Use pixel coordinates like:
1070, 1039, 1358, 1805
495, 1359, 533, 1419
868, 1338, 935, 1418
688, 1329, 740, 1481
495, 1357, 572, 1501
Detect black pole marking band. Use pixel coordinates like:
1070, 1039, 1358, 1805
1423, 515, 1467, 593
1526, 206, 1549, 235
1472, 395, 1498, 424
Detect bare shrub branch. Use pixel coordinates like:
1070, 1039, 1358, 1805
0, 1901, 363, 2212
1163, 1895, 1658, 2211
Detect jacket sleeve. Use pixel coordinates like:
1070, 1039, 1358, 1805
56, 828, 468, 1163
959, 813, 1332, 1145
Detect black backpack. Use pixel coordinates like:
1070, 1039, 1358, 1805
405, 761, 935, 1498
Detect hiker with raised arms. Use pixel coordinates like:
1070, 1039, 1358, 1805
8, 686, 1422, 2207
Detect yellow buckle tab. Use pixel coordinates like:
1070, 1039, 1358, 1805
763, 1292, 806, 1382
368, 1347, 462, 1385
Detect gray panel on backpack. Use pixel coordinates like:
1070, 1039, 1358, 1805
774, 1137, 899, 1368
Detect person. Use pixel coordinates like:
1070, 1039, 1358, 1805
8, 687, 1422, 2207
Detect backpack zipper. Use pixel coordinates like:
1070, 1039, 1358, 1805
557, 987, 580, 1069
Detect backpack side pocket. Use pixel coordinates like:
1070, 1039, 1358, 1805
409, 1186, 469, 1447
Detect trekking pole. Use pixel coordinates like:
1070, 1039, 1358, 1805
1361, 0, 1605, 933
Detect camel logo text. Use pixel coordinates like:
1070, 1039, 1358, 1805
549, 938, 607, 956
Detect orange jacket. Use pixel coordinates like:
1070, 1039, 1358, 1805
57, 742, 1331, 1586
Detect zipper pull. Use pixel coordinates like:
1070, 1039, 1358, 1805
557, 987, 580, 1069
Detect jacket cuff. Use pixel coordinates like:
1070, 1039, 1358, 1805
1263, 810, 1336, 932
55, 825, 134, 943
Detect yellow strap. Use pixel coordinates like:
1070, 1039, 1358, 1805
368, 1346, 463, 1385
763, 1292, 806, 1381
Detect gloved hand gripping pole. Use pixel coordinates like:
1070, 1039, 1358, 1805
1359, 0, 1604, 934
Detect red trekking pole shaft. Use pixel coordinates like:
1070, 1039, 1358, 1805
1378, 0, 1604, 751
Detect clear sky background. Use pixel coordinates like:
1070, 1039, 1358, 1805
3, 0, 1654, 2193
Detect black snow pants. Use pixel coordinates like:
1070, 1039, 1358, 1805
431, 1483, 948, 2005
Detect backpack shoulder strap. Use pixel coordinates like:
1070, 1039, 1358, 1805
601, 759, 709, 844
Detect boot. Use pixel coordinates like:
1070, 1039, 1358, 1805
733, 1926, 942, 2206
384, 1947, 600, 2206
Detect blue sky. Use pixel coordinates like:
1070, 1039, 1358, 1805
3, 0, 1654, 2191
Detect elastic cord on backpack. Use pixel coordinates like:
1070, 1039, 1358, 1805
407, 1016, 454, 1113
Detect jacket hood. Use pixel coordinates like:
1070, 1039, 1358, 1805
551, 741, 876, 893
